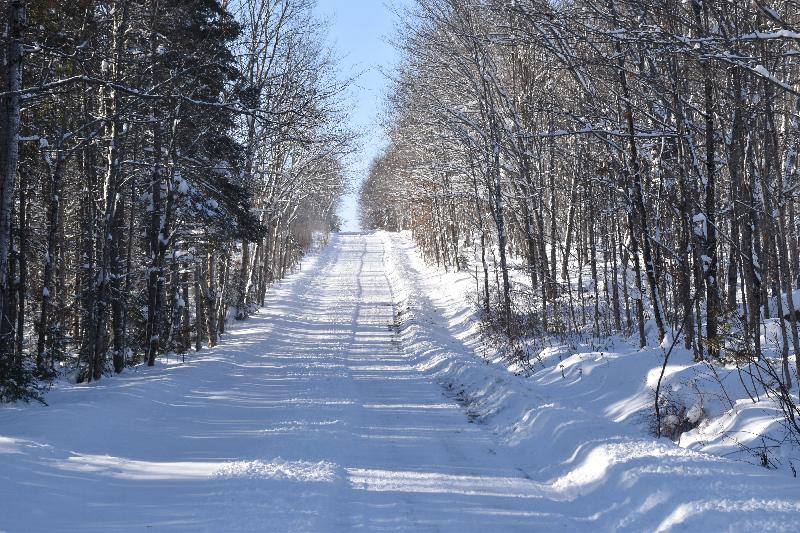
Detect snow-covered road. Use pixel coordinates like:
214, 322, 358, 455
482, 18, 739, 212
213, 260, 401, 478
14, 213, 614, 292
1, 234, 544, 531
2, 232, 800, 531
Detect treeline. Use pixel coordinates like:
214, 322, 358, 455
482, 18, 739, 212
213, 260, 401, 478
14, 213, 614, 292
361, 0, 800, 386
0, 0, 349, 401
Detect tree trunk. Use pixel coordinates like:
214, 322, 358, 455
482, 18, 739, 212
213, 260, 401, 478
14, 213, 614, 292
609, 0, 665, 344
36, 154, 65, 371
0, 0, 25, 365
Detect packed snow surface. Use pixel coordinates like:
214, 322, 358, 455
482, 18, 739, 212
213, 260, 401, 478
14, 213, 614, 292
2, 232, 799, 531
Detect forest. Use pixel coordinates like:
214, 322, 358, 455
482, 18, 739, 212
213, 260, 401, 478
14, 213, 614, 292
3, 1, 800, 529
0, 0, 350, 401
360, 0, 800, 433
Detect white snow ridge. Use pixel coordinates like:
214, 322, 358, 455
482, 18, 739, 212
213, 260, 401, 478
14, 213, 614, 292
213, 459, 340, 482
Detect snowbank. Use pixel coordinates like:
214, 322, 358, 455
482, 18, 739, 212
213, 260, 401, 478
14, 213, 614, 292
379, 230, 800, 531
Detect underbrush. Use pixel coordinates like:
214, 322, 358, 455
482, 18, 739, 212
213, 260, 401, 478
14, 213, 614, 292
476, 291, 800, 476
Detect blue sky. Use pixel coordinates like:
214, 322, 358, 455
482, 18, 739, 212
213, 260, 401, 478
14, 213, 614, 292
314, 0, 407, 232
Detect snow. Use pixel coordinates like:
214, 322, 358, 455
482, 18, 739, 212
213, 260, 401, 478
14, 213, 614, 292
1, 232, 799, 531
767, 288, 800, 317
685, 403, 704, 424
754, 64, 770, 77
693, 212, 708, 239
176, 175, 190, 194
742, 30, 800, 40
